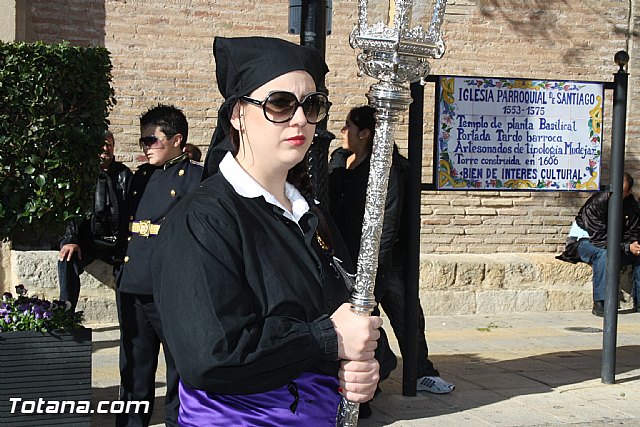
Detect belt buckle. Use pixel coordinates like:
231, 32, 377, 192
138, 220, 151, 238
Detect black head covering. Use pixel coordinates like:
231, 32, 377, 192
202, 36, 329, 179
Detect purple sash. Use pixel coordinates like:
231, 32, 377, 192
178, 371, 341, 426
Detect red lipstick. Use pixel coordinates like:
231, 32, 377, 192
287, 135, 306, 146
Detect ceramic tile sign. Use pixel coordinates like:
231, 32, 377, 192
436, 77, 604, 191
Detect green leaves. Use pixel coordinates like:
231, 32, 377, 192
0, 285, 84, 332
0, 41, 115, 242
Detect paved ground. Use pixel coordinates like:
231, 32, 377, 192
89, 310, 640, 426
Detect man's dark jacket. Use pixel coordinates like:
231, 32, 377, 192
60, 159, 132, 253
557, 191, 640, 263
327, 146, 408, 280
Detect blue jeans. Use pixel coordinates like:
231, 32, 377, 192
576, 239, 640, 302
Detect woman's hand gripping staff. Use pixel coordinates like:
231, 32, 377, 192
331, 302, 382, 403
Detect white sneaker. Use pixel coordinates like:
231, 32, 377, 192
417, 376, 455, 394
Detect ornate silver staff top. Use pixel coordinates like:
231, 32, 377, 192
337, 1, 448, 426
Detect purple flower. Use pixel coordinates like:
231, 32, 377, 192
0, 288, 83, 332
32, 305, 44, 319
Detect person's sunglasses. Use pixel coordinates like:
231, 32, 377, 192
138, 134, 174, 150
240, 91, 330, 124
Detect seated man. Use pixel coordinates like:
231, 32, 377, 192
57, 130, 132, 311
557, 172, 640, 316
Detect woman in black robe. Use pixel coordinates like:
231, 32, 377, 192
152, 36, 381, 426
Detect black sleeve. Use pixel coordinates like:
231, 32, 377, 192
120, 167, 133, 202
59, 220, 80, 247
377, 165, 404, 276
577, 193, 609, 246
152, 209, 338, 394
622, 196, 640, 253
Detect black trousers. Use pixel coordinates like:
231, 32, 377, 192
116, 291, 179, 427
377, 263, 439, 378
57, 239, 114, 311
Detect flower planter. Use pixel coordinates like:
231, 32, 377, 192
0, 327, 92, 426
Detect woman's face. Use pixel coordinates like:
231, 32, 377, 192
232, 70, 317, 176
341, 114, 366, 152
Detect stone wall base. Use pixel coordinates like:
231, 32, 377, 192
8, 250, 117, 323
3, 251, 635, 323
419, 254, 635, 315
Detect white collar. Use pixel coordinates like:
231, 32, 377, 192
219, 152, 310, 223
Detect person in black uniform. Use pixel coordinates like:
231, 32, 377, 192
152, 37, 381, 425
114, 105, 203, 427
58, 130, 132, 312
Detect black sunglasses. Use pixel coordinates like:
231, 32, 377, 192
240, 91, 330, 124
138, 134, 175, 150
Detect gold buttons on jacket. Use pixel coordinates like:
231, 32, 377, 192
170, 190, 176, 197
133, 190, 137, 196
178, 169, 185, 176
124, 256, 130, 263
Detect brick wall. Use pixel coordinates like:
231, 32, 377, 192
19, 0, 640, 254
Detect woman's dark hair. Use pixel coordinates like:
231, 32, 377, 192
624, 172, 634, 189
140, 104, 189, 148
349, 105, 376, 145
229, 125, 314, 199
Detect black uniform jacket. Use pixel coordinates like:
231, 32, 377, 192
152, 173, 353, 395
115, 155, 203, 295
557, 191, 640, 263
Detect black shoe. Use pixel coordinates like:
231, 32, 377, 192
592, 300, 604, 317
358, 402, 372, 419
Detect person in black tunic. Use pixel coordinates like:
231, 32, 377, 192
152, 37, 381, 425
329, 106, 455, 402
114, 105, 203, 426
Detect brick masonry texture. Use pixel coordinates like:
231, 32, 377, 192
16, 0, 640, 255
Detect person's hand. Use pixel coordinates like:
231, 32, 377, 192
59, 243, 81, 262
331, 302, 382, 361
631, 241, 640, 256
338, 359, 380, 403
